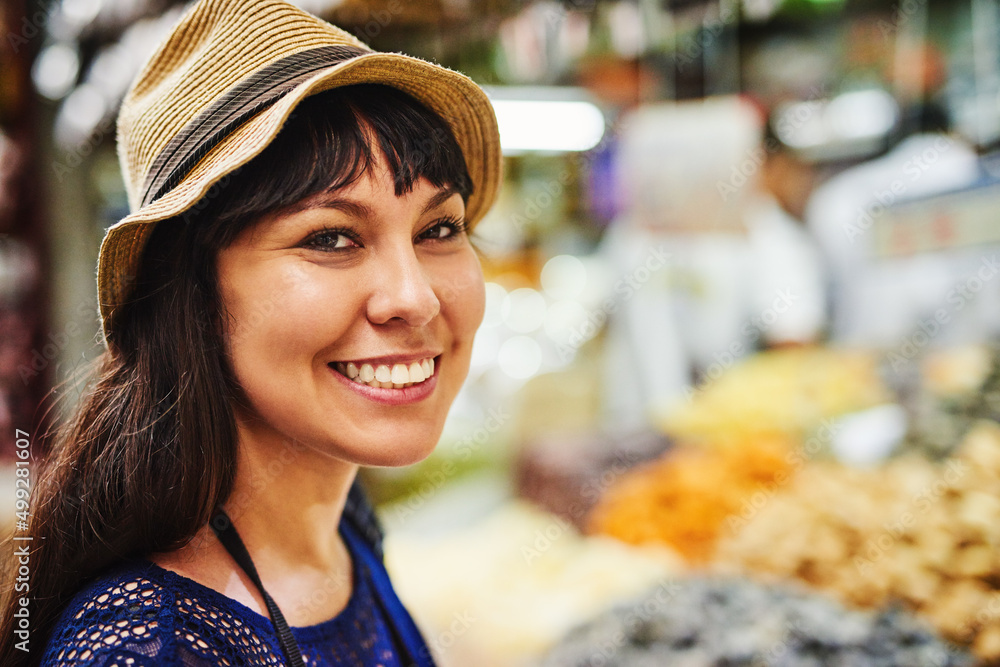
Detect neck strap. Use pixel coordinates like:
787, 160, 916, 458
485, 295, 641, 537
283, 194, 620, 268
210, 510, 305, 667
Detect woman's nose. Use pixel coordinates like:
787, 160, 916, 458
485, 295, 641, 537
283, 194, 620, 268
365, 247, 441, 327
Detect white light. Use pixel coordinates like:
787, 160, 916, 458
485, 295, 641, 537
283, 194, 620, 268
775, 91, 899, 150
497, 336, 543, 379
61, 0, 102, 29
481, 282, 508, 328
540, 254, 587, 300
290, 0, 346, 13
54, 83, 105, 147
470, 327, 501, 370
88, 46, 134, 96
608, 2, 646, 58
491, 99, 605, 154
544, 299, 589, 345
827, 90, 898, 141
774, 101, 826, 149
501, 288, 547, 333
32, 43, 80, 100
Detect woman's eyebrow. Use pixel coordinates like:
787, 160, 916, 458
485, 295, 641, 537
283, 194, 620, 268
295, 195, 373, 219
420, 186, 460, 215
291, 186, 459, 220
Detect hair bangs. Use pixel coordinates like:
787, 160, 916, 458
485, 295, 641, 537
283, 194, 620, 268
196, 84, 473, 248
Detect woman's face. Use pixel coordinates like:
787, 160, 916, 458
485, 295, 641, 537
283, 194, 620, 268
216, 152, 485, 467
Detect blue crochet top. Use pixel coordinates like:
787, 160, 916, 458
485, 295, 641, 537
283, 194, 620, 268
38, 512, 435, 666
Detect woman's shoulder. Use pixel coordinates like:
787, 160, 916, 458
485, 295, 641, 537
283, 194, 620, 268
40, 559, 283, 667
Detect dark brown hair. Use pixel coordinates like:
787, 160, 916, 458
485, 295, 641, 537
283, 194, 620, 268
0, 83, 472, 666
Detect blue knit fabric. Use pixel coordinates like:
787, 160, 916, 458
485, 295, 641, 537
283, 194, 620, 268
39, 517, 431, 666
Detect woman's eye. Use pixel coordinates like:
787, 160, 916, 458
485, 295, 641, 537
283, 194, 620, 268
302, 218, 465, 250
305, 230, 359, 251
420, 217, 467, 242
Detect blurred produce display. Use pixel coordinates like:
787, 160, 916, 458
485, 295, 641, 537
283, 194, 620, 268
902, 345, 1000, 460
716, 421, 1000, 664
515, 429, 671, 530
383, 500, 682, 667
541, 577, 971, 667
587, 436, 795, 562
654, 348, 892, 442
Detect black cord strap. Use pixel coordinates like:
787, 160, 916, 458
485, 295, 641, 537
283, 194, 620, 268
210, 510, 305, 667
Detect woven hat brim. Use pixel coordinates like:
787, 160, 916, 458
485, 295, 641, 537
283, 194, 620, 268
98, 52, 502, 343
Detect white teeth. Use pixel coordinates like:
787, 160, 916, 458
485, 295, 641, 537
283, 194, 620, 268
336, 356, 436, 388
408, 362, 425, 383
391, 364, 409, 384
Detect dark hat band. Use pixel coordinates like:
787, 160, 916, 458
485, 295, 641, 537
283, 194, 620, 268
140, 44, 369, 208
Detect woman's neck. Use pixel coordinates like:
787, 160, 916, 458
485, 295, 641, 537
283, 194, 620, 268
150, 424, 360, 626
224, 427, 358, 570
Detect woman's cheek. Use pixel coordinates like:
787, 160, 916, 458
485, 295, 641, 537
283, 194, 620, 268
465, 259, 487, 331
248, 263, 332, 337
439, 250, 486, 331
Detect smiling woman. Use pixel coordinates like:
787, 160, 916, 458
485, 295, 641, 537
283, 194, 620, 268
0, 0, 501, 665
205, 86, 485, 470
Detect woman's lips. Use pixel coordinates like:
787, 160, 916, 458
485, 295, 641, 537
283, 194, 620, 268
328, 356, 439, 405
331, 355, 436, 389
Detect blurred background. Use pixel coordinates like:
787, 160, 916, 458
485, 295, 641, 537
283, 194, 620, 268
5, 0, 1000, 664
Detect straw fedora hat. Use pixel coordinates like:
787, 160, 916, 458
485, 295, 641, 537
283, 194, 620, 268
99, 0, 502, 345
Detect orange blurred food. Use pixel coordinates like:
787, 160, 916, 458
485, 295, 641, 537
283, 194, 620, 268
587, 435, 796, 563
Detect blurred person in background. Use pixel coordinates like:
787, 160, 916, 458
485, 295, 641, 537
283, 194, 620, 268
743, 120, 828, 348
806, 41, 991, 348
599, 96, 828, 430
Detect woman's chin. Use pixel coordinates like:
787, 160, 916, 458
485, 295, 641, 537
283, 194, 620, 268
352, 436, 440, 468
